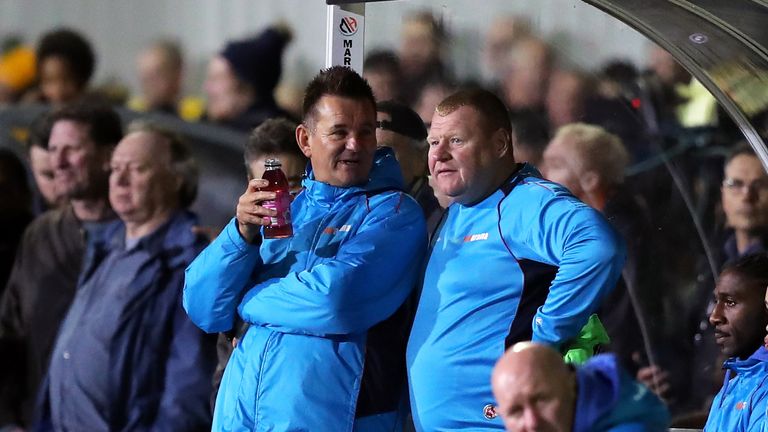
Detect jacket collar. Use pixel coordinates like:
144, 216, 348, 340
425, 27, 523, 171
103, 210, 199, 267
724, 346, 768, 371
301, 147, 404, 208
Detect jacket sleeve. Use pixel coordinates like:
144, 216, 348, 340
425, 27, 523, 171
507, 192, 626, 348
152, 284, 217, 432
238, 195, 427, 336
183, 218, 263, 333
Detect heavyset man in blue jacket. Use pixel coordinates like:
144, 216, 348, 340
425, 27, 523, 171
407, 89, 626, 430
183, 66, 428, 431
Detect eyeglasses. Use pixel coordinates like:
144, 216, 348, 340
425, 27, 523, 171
722, 177, 768, 195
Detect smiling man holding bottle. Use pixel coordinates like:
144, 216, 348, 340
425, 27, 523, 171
183, 66, 427, 431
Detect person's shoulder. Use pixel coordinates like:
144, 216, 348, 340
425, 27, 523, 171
505, 176, 591, 218
366, 189, 424, 218
23, 206, 78, 239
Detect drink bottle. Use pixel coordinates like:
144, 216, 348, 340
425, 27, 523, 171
261, 158, 293, 239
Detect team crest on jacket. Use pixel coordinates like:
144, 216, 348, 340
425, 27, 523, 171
483, 403, 497, 419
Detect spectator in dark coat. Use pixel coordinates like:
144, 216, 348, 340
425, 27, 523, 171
0, 101, 121, 429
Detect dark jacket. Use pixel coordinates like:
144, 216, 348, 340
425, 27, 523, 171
34, 211, 217, 432
0, 206, 86, 427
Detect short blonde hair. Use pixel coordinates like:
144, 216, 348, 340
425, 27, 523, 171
552, 123, 628, 186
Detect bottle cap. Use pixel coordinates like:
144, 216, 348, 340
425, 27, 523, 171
265, 158, 282, 168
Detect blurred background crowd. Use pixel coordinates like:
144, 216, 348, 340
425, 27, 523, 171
1, 0, 767, 427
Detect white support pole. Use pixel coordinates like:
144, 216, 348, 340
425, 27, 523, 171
325, 3, 366, 74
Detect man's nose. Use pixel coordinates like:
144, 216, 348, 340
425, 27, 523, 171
709, 302, 724, 326
522, 407, 542, 430
50, 148, 67, 169
112, 167, 130, 185
429, 141, 450, 162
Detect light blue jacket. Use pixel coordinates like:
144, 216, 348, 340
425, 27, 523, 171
407, 164, 626, 430
705, 347, 768, 432
574, 354, 669, 432
183, 148, 427, 431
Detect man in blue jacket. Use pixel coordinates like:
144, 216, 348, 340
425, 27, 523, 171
704, 253, 768, 431
35, 122, 217, 431
407, 89, 625, 430
183, 66, 428, 431
492, 342, 669, 432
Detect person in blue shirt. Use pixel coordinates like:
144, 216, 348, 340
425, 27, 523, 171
407, 89, 625, 430
491, 342, 669, 432
704, 253, 768, 431
183, 66, 427, 431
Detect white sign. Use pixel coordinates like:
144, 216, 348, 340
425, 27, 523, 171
325, 5, 365, 74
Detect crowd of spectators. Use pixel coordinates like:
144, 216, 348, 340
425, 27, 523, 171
0, 8, 765, 431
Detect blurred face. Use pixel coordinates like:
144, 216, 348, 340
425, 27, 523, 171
249, 153, 305, 194
648, 46, 689, 86
376, 111, 425, 186
297, 95, 377, 187
29, 145, 64, 207
710, 271, 768, 359
49, 120, 110, 200
400, 20, 439, 73
109, 132, 179, 226
542, 136, 584, 198
204, 56, 252, 121
364, 70, 398, 103
721, 154, 768, 234
493, 366, 574, 432
503, 40, 550, 109
546, 72, 586, 129
40, 56, 81, 105
137, 47, 181, 109
428, 106, 506, 205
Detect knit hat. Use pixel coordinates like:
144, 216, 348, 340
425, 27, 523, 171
0, 46, 36, 92
221, 26, 291, 98
376, 100, 428, 141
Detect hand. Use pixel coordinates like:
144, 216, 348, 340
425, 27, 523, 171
636, 365, 671, 400
235, 179, 277, 244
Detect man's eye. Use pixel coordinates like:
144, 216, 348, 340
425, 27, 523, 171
450, 137, 462, 144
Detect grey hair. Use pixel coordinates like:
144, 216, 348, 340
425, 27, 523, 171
126, 120, 199, 208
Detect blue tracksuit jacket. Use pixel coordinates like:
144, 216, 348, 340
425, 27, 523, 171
407, 163, 625, 430
705, 347, 768, 432
574, 353, 670, 432
183, 148, 427, 431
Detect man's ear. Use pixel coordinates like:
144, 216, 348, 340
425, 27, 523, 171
296, 124, 312, 158
579, 170, 600, 194
492, 128, 512, 159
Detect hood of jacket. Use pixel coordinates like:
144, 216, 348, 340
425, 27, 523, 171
573, 354, 669, 432
301, 146, 405, 208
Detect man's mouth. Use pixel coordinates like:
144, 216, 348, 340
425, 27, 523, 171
714, 330, 729, 343
434, 168, 456, 176
339, 160, 359, 166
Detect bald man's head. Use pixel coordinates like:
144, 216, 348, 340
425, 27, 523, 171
491, 342, 576, 432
